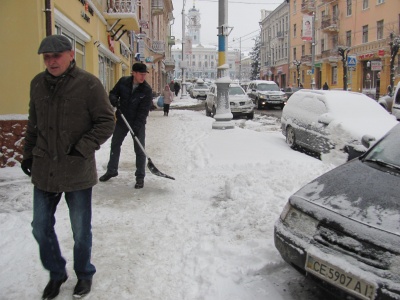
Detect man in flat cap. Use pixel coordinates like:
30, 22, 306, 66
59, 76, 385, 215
21, 35, 115, 299
99, 63, 153, 189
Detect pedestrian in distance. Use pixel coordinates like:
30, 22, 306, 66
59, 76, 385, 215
99, 62, 153, 189
323, 82, 329, 90
163, 84, 174, 116
173, 81, 180, 96
169, 80, 175, 92
21, 35, 115, 299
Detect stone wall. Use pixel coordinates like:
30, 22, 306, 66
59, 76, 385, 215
0, 120, 28, 168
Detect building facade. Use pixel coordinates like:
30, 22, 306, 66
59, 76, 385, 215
0, 0, 175, 167
260, 0, 400, 94
260, 6, 290, 88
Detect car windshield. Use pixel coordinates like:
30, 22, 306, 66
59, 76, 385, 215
363, 124, 400, 170
229, 86, 245, 96
194, 84, 209, 90
257, 83, 280, 91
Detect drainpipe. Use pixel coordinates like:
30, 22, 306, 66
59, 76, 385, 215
45, 0, 52, 36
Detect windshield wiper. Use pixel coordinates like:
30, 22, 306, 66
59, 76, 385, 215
364, 159, 400, 171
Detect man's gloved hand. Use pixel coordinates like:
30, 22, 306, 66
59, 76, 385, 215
21, 158, 33, 177
110, 97, 120, 108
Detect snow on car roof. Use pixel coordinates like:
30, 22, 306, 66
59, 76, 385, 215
294, 89, 398, 139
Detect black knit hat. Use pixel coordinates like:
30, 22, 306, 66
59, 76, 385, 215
132, 63, 149, 73
38, 35, 72, 54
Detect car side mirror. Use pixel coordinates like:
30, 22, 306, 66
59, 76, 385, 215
318, 113, 334, 125
361, 135, 376, 149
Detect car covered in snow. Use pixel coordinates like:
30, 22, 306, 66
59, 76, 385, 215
281, 89, 398, 160
274, 122, 400, 300
205, 83, 254, 119
190, 79, 210, 100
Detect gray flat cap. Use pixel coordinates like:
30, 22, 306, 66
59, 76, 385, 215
38, 35, 72, 54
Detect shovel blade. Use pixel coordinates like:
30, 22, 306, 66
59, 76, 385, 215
147, 158, 175, 180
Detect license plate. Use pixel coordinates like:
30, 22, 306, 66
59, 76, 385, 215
306, 254, 376, 300
269, 101, 281, 104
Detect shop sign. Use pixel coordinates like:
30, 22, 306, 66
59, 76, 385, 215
145, 56, 154, 63
359, 53, 374, 60
371, 61, 382, 71
378, 49, 385, 56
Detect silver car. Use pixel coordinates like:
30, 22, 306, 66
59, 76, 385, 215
281, 89, 398, 160
205, 83, 254, 119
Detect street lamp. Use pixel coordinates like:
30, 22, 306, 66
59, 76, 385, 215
293, 60, 301, 87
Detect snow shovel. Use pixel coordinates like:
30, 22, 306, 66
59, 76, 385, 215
118, 110, 175, 180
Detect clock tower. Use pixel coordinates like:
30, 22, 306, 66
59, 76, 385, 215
187, 5, 201, 44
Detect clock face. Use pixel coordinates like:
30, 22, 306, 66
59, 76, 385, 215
191, 15, 199, 25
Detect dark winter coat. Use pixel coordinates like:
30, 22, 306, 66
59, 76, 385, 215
109, 76, 153, 134
23, 63, 115, 193
174, 82, 180, 93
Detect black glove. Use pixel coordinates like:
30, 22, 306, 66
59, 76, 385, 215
21, 158, 33, 177
110, 97, 120, 108
67, 145, 84, 157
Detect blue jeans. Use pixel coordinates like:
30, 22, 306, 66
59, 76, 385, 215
32, 187, 96, 280
106, 121, 146, 179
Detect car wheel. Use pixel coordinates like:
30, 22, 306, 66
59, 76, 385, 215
247, 112, 254, 120
286, 126, 296, 149
205, 103, 211, 117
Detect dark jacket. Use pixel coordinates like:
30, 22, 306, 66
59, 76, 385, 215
109, 76, 153, 134
23, 64, 115, 193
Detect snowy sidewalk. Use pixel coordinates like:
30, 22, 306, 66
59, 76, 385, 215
0, 108, 331, 299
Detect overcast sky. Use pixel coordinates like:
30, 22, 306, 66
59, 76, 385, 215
171, 0, 282, 53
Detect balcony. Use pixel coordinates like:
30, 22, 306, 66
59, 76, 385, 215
301, 55, 312, 65
321, 50, 340, 63
104, 0, 139, 32
164, 59, 175, 72
321, 16, 339, 33
301, 0, 315, 14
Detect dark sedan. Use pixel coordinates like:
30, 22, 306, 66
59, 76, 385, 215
283, 86, 303, 99
274, 123, 400, 300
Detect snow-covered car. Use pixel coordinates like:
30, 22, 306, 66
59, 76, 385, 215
205, 83, 254, 119
247, 80, 287, 109
281, 89, 398, 160
190, 79, 209, 100
274, 122, 400, 300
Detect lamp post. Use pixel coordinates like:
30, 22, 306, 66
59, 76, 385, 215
180, 0, 187, 98
293, 60, 301, 87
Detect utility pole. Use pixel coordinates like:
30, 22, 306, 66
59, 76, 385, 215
180, 0, 187, 98
212, 0, 234, 130
311, 11, 316, 89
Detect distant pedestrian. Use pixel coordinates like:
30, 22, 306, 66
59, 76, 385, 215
169, 80, 175, 92
323, 82, 329, 90
163, 84, 174, 116
299, 83, 304, 88
173, 81, 181, 96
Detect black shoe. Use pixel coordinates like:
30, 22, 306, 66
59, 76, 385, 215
73, 279, 92, 298
99, 171, 118, 182
135, 179, 144, 189
42, 274, 68, 299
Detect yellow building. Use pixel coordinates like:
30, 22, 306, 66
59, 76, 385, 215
289, 0, 399, 94
0, 0, 174, 167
